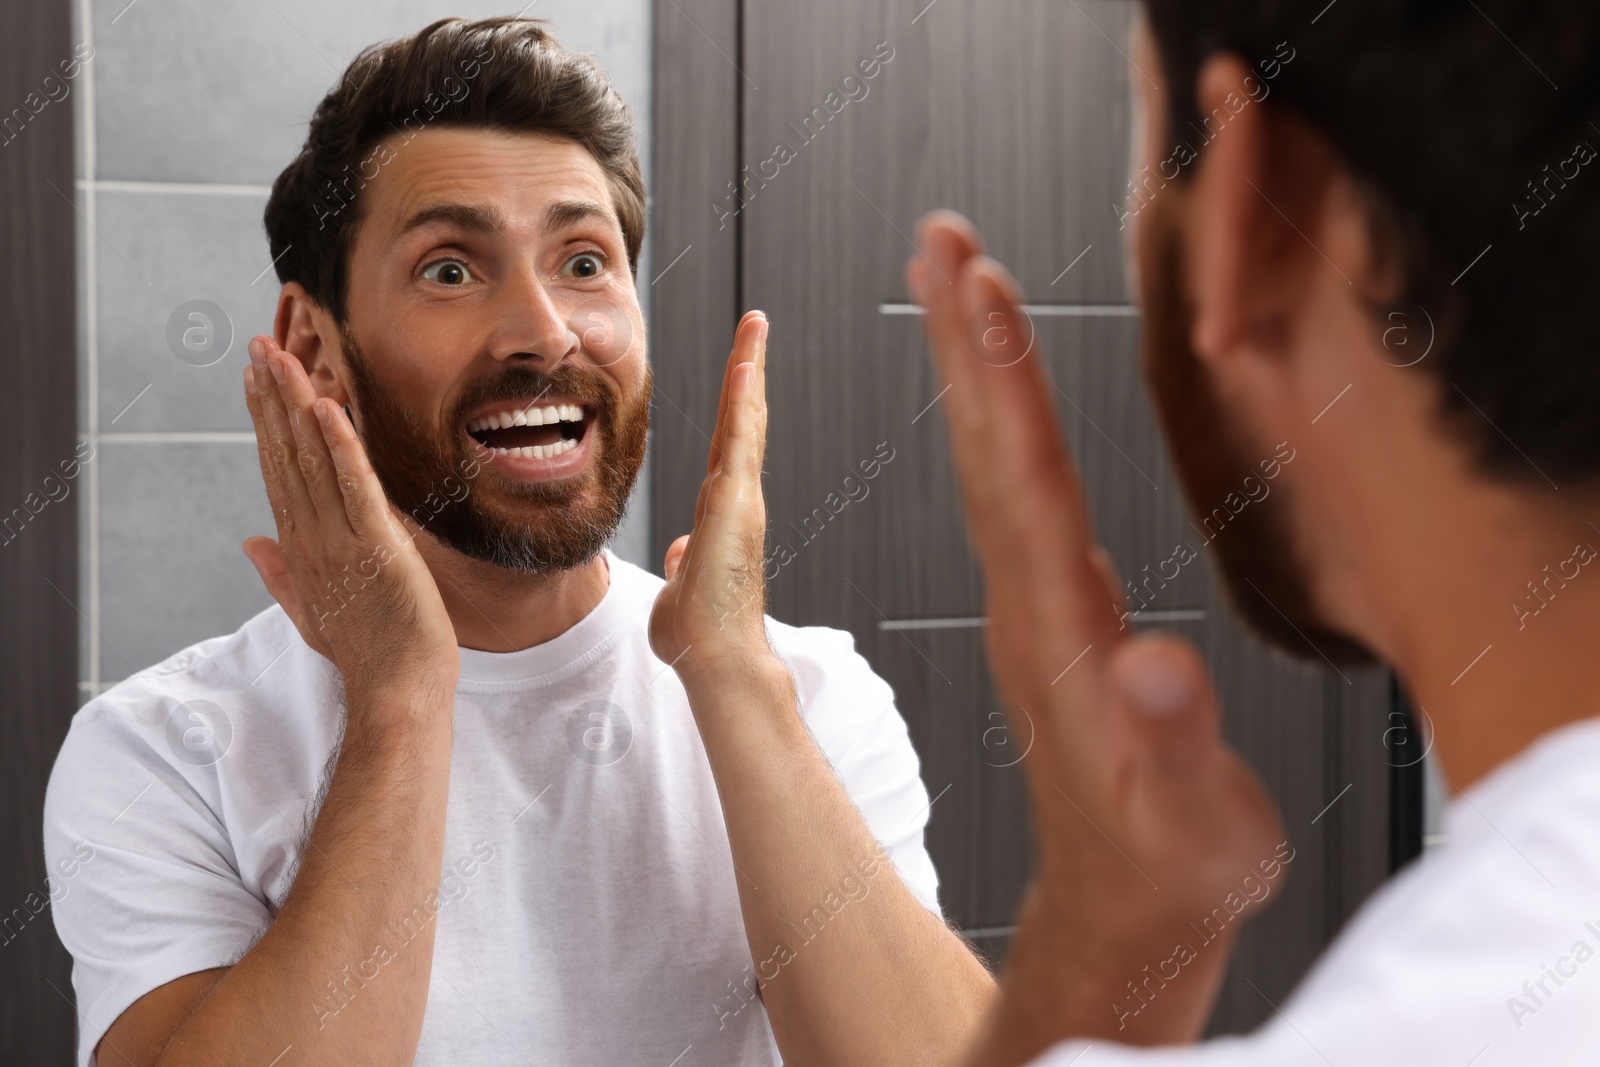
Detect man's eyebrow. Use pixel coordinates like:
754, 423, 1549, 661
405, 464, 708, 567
542, 198, 618, 236
390, 199, 618, 245
392, 202, 508, 243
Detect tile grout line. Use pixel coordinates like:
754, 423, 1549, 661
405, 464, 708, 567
74, 178, 274, 197
88, 432, 259, 443
80, 0, 101, 696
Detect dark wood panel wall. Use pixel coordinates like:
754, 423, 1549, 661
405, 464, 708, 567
653, 0, 1398, 1038
1, 0, 81, 1061
650, 0, 742, 551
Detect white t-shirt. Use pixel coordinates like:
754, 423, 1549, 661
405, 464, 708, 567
44, 550, 942, 1067
1032, 716, 1600, 1067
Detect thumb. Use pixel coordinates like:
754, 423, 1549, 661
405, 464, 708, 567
244, 536, 334, 659
1107, 633, 1219, 781
243, 537, 295, 610
663, 534, 691, 581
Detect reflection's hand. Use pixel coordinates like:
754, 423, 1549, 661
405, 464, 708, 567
241, 335, 459, 702
649, 311, 775, 686
907, 212, 1284, 1050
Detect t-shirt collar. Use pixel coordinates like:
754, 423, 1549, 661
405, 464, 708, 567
453, 548, 635, 692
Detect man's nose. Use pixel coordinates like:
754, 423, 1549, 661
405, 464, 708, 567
488, 267, 578, 367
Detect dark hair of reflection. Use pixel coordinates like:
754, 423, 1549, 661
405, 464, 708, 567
1142, 0, 1600, 490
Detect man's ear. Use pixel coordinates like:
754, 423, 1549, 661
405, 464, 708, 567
1184, 54, 1350, 370
274, 281, 351, 406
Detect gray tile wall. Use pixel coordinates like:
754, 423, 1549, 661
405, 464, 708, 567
73, 0, 655, 694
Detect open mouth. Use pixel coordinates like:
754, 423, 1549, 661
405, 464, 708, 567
465, 400, 593, 460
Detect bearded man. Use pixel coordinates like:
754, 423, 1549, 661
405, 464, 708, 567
43, 18, 994, 1067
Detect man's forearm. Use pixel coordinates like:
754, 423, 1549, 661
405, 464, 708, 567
154, 683, 455, 1066
685, 658, 998, 1067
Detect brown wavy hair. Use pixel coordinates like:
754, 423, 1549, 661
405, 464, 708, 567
264, 17, 645, 325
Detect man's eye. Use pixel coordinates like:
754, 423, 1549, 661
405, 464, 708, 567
562, 252, 606, 279
422, 259, 474, 286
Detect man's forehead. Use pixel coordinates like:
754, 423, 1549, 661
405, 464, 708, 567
366, 127, 620, 237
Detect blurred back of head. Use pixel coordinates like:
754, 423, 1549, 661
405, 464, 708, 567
1144, 0, 1600, 489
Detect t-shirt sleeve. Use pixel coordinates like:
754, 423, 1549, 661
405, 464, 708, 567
770, 621, 944, 917
44, 700, 272, 1067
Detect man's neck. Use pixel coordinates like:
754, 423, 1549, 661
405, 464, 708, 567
416, 542, 612, 653
1352, 486, 1600, 793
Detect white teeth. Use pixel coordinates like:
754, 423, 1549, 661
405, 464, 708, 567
470, 402, 585, 434
486, 438, 577, 459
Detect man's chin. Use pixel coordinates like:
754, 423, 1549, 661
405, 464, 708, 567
426, 499, 619, 575
1216, 570, 1382, 669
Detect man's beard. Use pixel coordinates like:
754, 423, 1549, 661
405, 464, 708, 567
1138, 193, 1376, 666
340, 330, 651, 576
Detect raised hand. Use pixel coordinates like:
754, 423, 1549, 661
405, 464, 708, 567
241, 335, 459, 702
649, 310, 773, 687
906, 213, 1285, 1057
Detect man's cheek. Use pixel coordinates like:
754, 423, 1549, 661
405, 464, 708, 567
575, 299, 639, 370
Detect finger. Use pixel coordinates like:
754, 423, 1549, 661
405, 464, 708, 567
912, 216, 1118, 667
242, 535, 329, 657
313, 397, 393, 541
717, 322, 768, 486
907, 211, 985, 408
1107, 633, 1220, 783
708, 309, 768, 474
268, 340, 345, 524
695, 312, 767, 528
1089, 545, 1132, 630
251, 338, 319, 523
680, 360, 766, 592
244, 352, 293, 541
663, 534, 690, 581
675, 361, 768, 607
